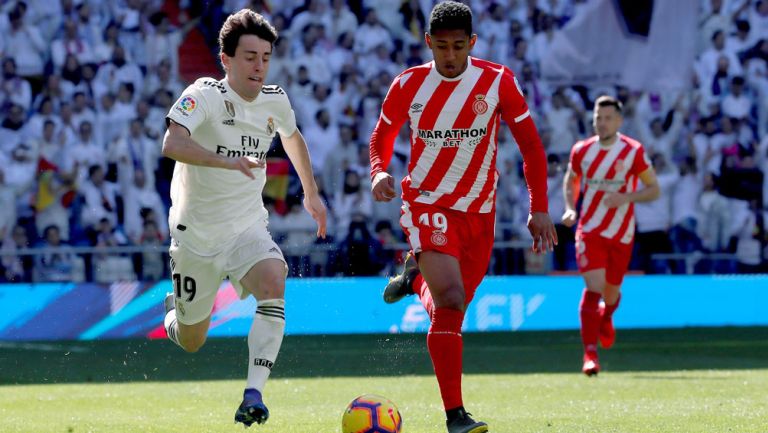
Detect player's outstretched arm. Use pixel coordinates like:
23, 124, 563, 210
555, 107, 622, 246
162, 121, 264, 178
561, 163, 579, 227
280, 129, 327, 238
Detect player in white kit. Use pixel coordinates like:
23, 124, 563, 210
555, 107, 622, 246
160, 9, 327, 427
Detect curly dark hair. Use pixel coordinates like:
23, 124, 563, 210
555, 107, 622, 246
428, 1, 473, 36
218, 9, 278, 57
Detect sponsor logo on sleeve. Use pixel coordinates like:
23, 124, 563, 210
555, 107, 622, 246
174, 96, 197, 117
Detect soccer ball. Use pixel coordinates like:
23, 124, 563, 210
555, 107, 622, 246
341, 394, 402, 433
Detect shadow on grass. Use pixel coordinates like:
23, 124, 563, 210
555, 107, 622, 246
1, 327, 766, 385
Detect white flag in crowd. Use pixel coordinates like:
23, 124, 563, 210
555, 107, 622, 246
541, 0, 698, 92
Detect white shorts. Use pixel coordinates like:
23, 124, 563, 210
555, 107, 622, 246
168, 220, 285, 325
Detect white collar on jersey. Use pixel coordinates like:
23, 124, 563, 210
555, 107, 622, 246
430, 56, 473, 81
598, 132, 621, 147
222, 78, 261, 105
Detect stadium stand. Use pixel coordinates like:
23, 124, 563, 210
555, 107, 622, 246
0, 0, 766, 282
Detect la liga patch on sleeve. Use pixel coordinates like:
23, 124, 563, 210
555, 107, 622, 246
174, 96, 197, 117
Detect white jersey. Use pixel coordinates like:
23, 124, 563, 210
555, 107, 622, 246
166, 77, 297, 255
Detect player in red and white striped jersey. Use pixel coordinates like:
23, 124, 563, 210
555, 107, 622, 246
562, 95, 660, 376
369, 2, 557, 432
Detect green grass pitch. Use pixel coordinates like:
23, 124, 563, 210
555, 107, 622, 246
1, 327, 766, 432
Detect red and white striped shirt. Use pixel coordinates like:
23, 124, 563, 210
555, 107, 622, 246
570, 133, 651, 244
370, 57, 548, 214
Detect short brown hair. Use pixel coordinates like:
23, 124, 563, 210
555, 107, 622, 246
594, 95, 623, 114
218, 9, 278, 57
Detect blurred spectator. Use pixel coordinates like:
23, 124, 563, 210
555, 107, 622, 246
5, 143, 38, 218
33, 75, 67, 113
1, 5, 46, 79
79, 165, 119, 232
545, 153, 573, 270
721, 75, 753, 120
34, 225, 75, 282
335, 219, 384, 276
51, 18, 95, 71
144, 59, 184, 99
92, 216, 132, 282
480, 2, 511, 64
332, 169, 373, 238
0, 103, 27, 154
26, 98, 59, 141
112, 118, 160, 186
69, 120, 106, 183
544, 89, 581, 155
122, 168, 167, 245
354, 9, 394, 55
733, 199, 763, 272
634, 153, 678, 273
1, 57, 32, 111
290, 0, 332, 37
93, 46, 143, 100
330, 0, 358, 41
303, 108, 339, 173
0, 164, 18, 244
322, 124, 359, 196
374, 219, 403, 276
670, 157, 703, 268
1, 224, 33, 282
698, 172, 731, 252
135, 218, 165, 281
71, 91, 97, 131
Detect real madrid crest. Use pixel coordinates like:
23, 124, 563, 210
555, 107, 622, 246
472, 94, 488, 115
224, 100, 236, 117
266, 117, 275, 135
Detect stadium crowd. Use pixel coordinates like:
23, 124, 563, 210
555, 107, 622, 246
0, 0, 767, 283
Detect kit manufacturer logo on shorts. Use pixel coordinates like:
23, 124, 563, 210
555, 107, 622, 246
472, 94, 488, 114
431, 230, 447, 246
266, 117, 275, 135
175, 96, 196, 117
176, 300, 186, 316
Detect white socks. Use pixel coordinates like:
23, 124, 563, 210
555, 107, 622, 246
164, 309, 183, 348
246, 298, 286, 391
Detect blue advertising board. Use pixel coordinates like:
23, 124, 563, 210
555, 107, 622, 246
0, 275, 765, 341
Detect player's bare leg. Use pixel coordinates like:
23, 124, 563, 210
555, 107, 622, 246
419, 251, 489, 433
580, 269, 606, 376
163, 294, 211, 353
234, 258, 287, 427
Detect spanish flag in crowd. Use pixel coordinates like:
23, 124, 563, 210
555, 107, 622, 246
264, 157, 290, 215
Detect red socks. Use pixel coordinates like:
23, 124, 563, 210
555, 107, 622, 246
579, 289, 601, 355
427, 307, 465, 410
604, 293, 621, 318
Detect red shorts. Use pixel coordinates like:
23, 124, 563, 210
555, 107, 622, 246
400, 202, 495, 303
575, 230, 633, 286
